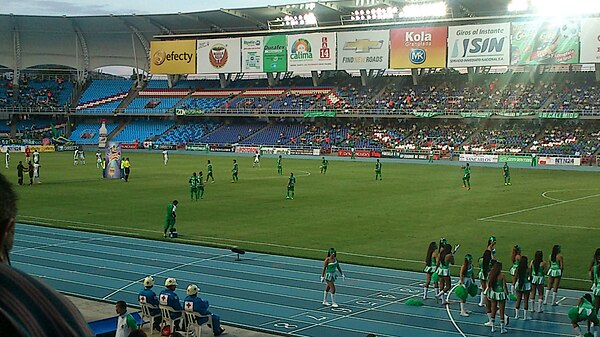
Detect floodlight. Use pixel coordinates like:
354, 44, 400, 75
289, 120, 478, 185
399, 1, 447, 18
531, 0, 600, 16
507, 0, 528, 12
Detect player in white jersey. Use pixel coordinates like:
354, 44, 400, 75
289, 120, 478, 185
73, 149, 79, 166
4, 149, 9, 169
162, 150, 168, 165
95, 151, 102, 168
79, 149, 86, 165
253, 151, 260, 168
32, 150, 40, 164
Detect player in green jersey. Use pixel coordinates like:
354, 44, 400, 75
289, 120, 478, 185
277, 155, 283, 175
163, 200, 178, 238
320, 157, 328, 174
462, 163, 471, 190
206, 160, 215, 183
350, 147, 355, 160
231, 159, 238, 182
189, 172, 199, 201
375, 159, 382, 180
503, 162, 512, 186
198, 171, 205, 199
286, 172, 295, 200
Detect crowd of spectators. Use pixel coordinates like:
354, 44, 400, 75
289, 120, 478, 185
0, 77, 72, 111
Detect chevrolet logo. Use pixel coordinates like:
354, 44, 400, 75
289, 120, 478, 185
343, 39, 383, 53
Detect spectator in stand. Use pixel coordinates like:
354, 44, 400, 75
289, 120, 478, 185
0, 172, 94, 337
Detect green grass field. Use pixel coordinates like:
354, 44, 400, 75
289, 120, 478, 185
10, 151, 600, 290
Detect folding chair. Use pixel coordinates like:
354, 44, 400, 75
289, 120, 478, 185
139, 301, 161, 335
159, 304, 184, 333
184, 311, 212, 337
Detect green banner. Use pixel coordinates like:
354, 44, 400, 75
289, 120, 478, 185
510, 21, 580, 65
175, 108, 204, 116
185, 144, 209, 151
460, 112, 493, 118
263, 35, 287, 73
411, 112, 444, 118
537, 112, 580, 119
304, 111, 336, 118
498, 155, 532, 164
494, 111, 536, 117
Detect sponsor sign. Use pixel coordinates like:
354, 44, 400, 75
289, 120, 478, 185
263, 35, 287, 72
380, 150, 428, 160
150, 40, 197, 74
338, 149, 371, 157
287, 33, 336, 72
152, 144, 177, 150
537, 112, 579, 119
390, 26, 447, 69
498, 155, 532, 164
29, 145, 55, 153
56, 145, 79, 151
460, 111, 493, 118
185, 144, 209, 151
289, 148, 321, 156
242, 37, 263, 73
511, 21, 580, 65
197, 38, 241, 73
209, 145, 234, 152
304, 111, 336, 118
260, 147, 291, 155
1, 145, 25, 153
120, 143, 139, 149
175, 108, 204, 116
337, 30, 389, 70
447, 23, 510, 67
236, 146, 259, 153
459, 154, 498, 163
581, 18, 600, 63
538, 156, 580, 166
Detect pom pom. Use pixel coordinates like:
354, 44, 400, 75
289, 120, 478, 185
455, 285, 468, 301
468, 283, 478, 297
405, 298, 424, 306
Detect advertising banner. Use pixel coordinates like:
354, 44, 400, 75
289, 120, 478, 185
242, 37, 263, 73
581, 18, 600, 63
185, 144, 209, 151
210, 145, 234, 152
538, 156, 581, 166
104, 143, 122, 179
260, 147, 291, 155
304, 111, 336, 118
459, 153, 498, 163
380, 150, 428, 160
498, 154, 532, 164
150, 40, 196, 74
390, 26, 447, 69
510, 21, 580, 65
29, 145, 55, 153
175, 108, 205, 116
537, 112, 579, 119
337, 30, 389, 70
236, 146, 259, 153
197, 38, 241, 73
338, 149, 371, 157
287, 33, 336, 72
447, 23, 510, 67
263, 35, 287, 72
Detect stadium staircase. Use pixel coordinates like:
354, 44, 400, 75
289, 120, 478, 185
115, 86, 143, 113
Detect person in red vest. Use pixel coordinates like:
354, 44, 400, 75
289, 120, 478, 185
24, 147, 31, 163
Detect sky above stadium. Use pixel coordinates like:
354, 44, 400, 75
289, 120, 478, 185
2, 0, 309, 16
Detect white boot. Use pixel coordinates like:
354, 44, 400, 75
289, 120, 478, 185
490, 319, 496, 332
500, 322, 507, 334
544, 289, 549, 305
484, 313, 494, 327
460, 302, 469, 317
551, 291, 558, 306
514, 307, 519, 319
537, 299, 544, 313
423, 287, 428, 300
330, 293, 338, 308
523, 308, 528, 320
322, 291, 330, 306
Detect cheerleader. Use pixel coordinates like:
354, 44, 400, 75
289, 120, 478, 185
544, 245, 564, 306
487, 236, 497, 260
321, 248, 344, 308
514, 256, 531, 320
487, 262, 509, 334
569, 294, 599, 337
438, 243, 455, 306
423, 241, 439, 300
478, 250, 493, 307
509, 245, 522, 294
530, 250, 546, 313
589, 248, 600, 312
459, 254, 475, 317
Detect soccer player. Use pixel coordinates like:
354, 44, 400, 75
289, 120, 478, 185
350, 147, 355, 160
79, 148, 86, 165
503, 162, 511, 186
73, 148, 78, 166
231, 159, 238, 182
5, 149, 9, 169
32, 149, 39, 164
189, 172, 199, 201
162, 150, 168, 165
375, 159, 382, 180
462, 163, 471, 190
198, 171, 205, 199
286, 172, 295, 200
320, 157, 328, 174
163, 200, 178, 238
95, 151, 102, 168
253, 151, 260, 168
206, 160, 215, 183
277, 155, 283, 175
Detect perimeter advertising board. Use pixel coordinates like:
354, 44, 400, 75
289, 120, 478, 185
242, 37, 263, 73
263, 35, 287, 72
337, 30, 389, 70
447, 23, 510, 67
390, 26, 447, 69
287, 33, 336, 72
197, 38, 241, 73
150, 40, 196, 74
510, 21, 580, 65
580, 18, 600, 63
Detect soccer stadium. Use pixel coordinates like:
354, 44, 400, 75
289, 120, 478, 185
1, 0, 600, 336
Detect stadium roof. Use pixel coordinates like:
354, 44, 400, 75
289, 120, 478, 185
0, 0, 511, 72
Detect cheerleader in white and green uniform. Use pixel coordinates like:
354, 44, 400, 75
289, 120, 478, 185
569, 294, 599, 337
589, 248, 600, 312
459, 254, 475, 317
545, 245, 564, 306
321, 248, 344, 308
423, 241, 439, 300
438, 243, 455, 306
514, 255, 531, 320
478, 250, 493, 307
486, 262, 508, 334
509, 245, 522, 295
530, 250, 546, 313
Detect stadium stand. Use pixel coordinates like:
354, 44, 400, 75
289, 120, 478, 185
111, 120, 175, 143
69, 122, 119, 145
199, 123, 265, 144
154, 122, 221, 145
